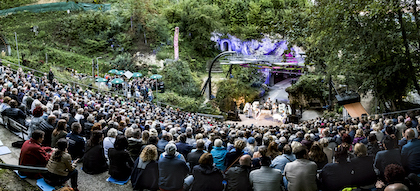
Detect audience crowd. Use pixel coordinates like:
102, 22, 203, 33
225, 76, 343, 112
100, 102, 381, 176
1, 64, 420, 191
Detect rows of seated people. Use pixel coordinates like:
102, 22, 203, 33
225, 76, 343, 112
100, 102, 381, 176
1, 65, 420, 191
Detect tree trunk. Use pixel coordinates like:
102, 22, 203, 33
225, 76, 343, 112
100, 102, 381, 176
397, 9, 420, 93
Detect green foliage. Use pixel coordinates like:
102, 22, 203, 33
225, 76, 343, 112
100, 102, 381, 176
110, 52, 133, 71
215, 78, 260, 112
158, 91, 220, 114
305, 0, 418, 110
162, 60, 201, 97
286, 75, 327, 106
0, 0, 36, 10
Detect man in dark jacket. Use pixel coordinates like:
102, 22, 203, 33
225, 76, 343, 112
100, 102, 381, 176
66, 123, 86, 160
187, 140, 205, 172
158, 143, 189, 191
48, 68, 54, 83
176, 133, 192, 159
38, 115, 56, 146
225, 154, 252, 191
1, 100, 26, 127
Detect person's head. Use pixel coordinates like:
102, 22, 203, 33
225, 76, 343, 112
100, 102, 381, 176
239, 154, 252, 166
71, 122, 82, 134
384, 183, 409, 191
354, 143, 367, 157
214, 139, 223, 147
114, 135, 128, 150
132, 128, 141, 139
140, 145, 158, 162
198, 153, 213, 166
47, 115, 56, 124
165, 143, 177, 156
293, 145, 307, 159
384, 164, 406, 184
107, 128, 118, 138
196, 139, 205, 150
33, 106, 43, 117
88, 130, 103, 146
383, 134, 397, 150
9, 100, 17, 108
282, 144, 292, 155
234, 139, 246, 150
56, 138, 68, 152
355, 129, 364, 138
405, 128, 415, 140
368, 134, 377, 143
32, 130, 45, 143
334, 146, 348, 163
260, 156, 271, 166
56, 119, 67, 131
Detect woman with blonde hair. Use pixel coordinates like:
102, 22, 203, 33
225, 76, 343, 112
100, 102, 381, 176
352, 129, 365, 144
131, 145, 159, 191
370, 123, 384, 142
350, 143, 376, 187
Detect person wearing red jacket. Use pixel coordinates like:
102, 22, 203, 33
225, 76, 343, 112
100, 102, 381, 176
19, 130, 52, 179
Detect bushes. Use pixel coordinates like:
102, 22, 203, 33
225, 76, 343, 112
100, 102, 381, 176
215, 79, 260, 112
0, 0, 36, 10
162, 60, 201, 97
158, 91, 220, 114
286, 75, 328, 107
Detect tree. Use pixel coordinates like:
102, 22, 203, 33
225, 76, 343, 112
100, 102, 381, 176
162, 60, 201, 97
305, 0, 419, 111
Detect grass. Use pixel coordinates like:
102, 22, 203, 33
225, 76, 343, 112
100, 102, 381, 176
0, 159, 40, 191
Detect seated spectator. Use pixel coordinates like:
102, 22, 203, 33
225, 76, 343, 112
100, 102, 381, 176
191, 153, 224, 191
376, 164, 407, 190
374, 134, 401, 180
308, 142, 328, 170
319, 138, 333, 163
38, 115, 56, 146
82, 130, 108, 175
271, 144, 296, 173
83, 115, 95, 139
352, 129, 365, 144
0, 96, 11, 112
266, 141, 281, 160
384, 183, 409, 191
158, 143, 189, 191
51, 119, 68, 148
43, 138, 79, 191
319, 146, 353, 191
187, 139, 206, 172
284, 145, 317, 191
225, 139, 246, 168
250, 156, 283, 191
103, 128, 118, 159
176, 133, 193, 159
211, 139, 228, 171
131, 145, 159, 191
367, 134, 382, 157
66, 123, 85, 160
350, 143, 376, 187
127, 128, 143, 161
401, 128, 420, 174
157, 133, 171, 155
18, 130, 52, 179
225, 155, 252, 191
301, 133, 313, 149
29, 106, 45, 138
108, 135, 134, 181
1, 100, 26, 126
